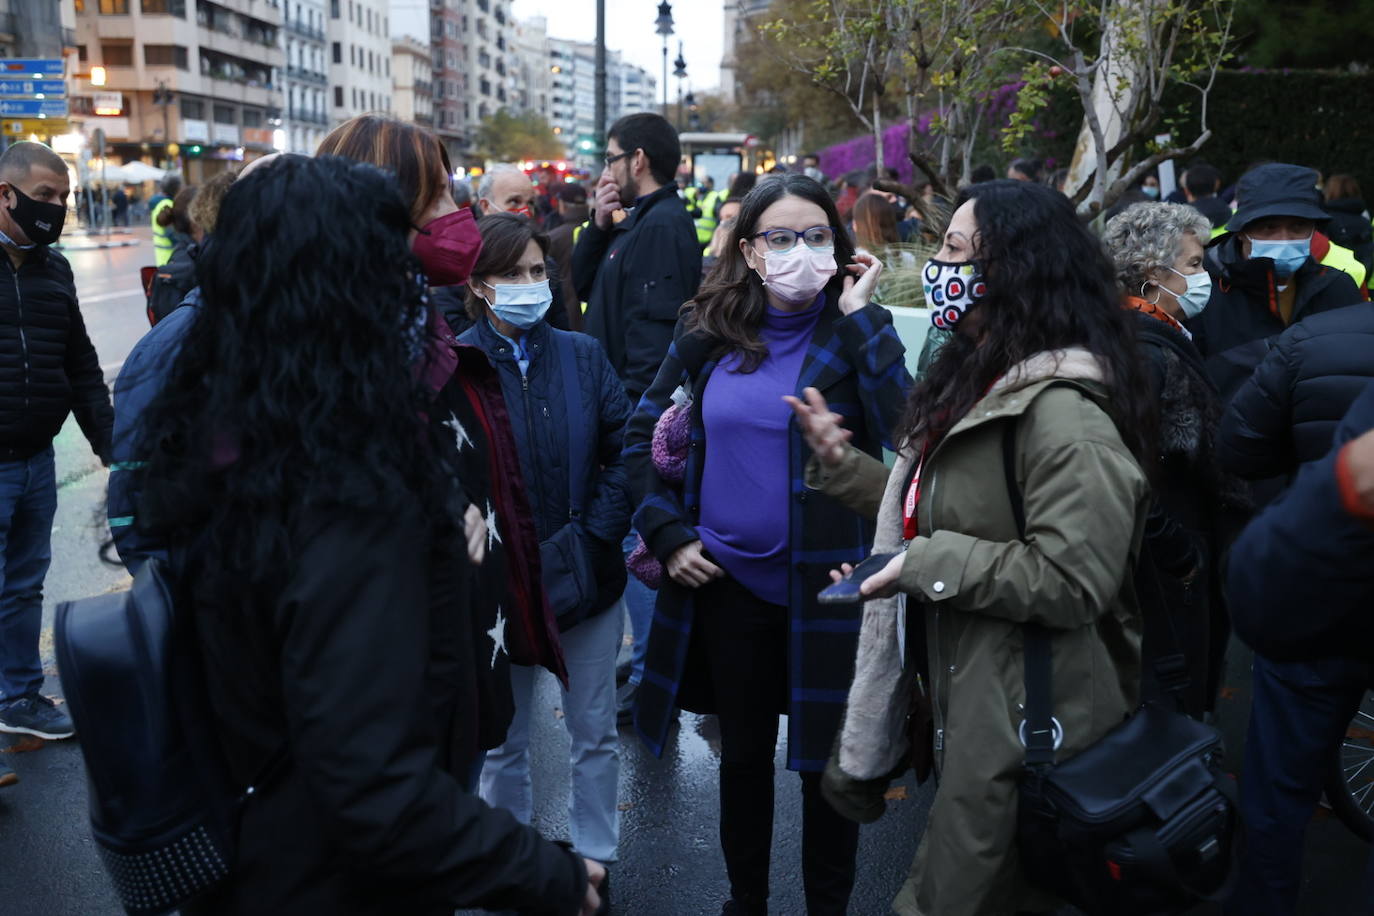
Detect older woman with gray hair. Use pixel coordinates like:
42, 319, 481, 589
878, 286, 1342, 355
1103, 202, 1251, 718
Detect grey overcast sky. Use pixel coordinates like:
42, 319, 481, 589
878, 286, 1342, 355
510, 0, 725, 93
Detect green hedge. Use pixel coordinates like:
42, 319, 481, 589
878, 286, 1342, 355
1034, 70, 1374, 194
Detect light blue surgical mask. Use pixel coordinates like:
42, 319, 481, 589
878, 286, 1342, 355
1165, 267, 1212, 319
482, 279, 552, 329
1247, 234, 1312, 278
1141, 185, 1160, 200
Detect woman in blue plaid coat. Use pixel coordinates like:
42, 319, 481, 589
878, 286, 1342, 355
624, 175, 911, 915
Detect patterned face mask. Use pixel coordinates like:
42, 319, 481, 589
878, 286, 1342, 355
922, 258, 988, 330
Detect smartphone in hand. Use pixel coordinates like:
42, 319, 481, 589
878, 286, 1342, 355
817, 552, 901, 604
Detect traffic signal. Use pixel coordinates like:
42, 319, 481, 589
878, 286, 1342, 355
186, 144, 202, 157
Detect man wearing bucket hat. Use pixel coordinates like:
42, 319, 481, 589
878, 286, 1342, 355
1191, 163, 1361, 399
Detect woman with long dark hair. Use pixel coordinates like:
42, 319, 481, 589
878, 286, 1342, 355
626, 173, 911, 914
792, 179, 1153, 915
135, 156, 601, 915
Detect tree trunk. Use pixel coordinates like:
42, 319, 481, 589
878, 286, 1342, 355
872, 91, 885, 174
1065, 0, 1150, 211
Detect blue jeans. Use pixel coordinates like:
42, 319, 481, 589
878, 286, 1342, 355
480, 603, 623, 863
621, 529, 657, 686
1228, 653, 1374, 916
0, 449, 57, 702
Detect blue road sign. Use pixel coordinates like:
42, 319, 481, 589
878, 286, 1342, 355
0, 80, 66, 97
0, 59, 64, 77
0, 99, 69, 117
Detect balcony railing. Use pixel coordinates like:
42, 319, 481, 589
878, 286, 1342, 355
286, 64, 328, 85
287, 109, 329, 125
284, 19, 325, 41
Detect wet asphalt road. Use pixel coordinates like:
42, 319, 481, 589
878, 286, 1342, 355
0, 230, 1367, 915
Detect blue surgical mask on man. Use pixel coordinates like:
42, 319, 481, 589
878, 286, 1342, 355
1247, 235, 1312, 278
482, 279, 552, 329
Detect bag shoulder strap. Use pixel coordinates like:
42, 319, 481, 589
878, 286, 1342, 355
1002, 421, 1056, 769
554, 331, 588, 519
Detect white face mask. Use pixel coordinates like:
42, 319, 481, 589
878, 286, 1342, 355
1162, 267, 1212, 319
482, 279, 552, 329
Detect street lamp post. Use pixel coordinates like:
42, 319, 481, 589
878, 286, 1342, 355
153, 80, 175, 169
673, 43, 687, 131
654, 1, 673, 118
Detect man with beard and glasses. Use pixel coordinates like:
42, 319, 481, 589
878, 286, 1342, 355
0, 142, 113, 782
572, 112, 700, 723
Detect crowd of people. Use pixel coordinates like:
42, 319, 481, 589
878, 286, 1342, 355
0, 106, 1368, 916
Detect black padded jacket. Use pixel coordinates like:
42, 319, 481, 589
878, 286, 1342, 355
1219, 301, 1374, 480
0, 246, 112, 461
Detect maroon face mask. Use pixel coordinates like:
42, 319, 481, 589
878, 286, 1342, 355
412, 208, 481, 287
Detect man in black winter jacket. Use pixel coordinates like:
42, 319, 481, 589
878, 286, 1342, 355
0, 142, 113, 770
571, 113, 700, 723
1225, 381, 1374, 916
1190, 163, 1362, 400
572, 112, 701, 405
1219, 310, 1374, 916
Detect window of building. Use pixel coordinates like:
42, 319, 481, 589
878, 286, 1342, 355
385, 58, 389, 77
144, 45, 189, 69
100, 43, 134, 65
98, 0, 129, 13
333, 41, 342, 63
479, 77, 490, 96
77, 44, 88, 62
214, 104, 236, 124
181, 98, 205, 119
365, 8, 371, 31
141, 0, 186, 14
243, 108, 263, 127
350, 45, 355, 65
335, 85, 343, 106
330, 0, 338, 18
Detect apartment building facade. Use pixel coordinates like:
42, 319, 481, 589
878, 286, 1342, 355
72, 0, 285, 178
281, 0, 327, 152
327, 0, 391, 123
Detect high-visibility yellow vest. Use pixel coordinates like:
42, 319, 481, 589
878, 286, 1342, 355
1321, 239, 1367, 289
694, 189, 726, 248
151, 198, 176, 266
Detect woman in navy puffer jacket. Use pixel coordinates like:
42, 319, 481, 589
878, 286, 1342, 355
458, 213, 633, 892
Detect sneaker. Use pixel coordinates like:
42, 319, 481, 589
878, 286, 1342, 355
0, 695, 75, 740
0, 759, 15, 788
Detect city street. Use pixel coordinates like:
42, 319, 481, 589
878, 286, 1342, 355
0, 228, 1366, 915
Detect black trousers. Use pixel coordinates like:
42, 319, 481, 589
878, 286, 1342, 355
694, 574, 860, 915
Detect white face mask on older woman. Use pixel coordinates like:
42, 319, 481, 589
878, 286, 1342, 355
1153, 267, 1212, 320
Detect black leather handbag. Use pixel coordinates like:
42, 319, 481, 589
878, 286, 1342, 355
55, 558, 282, 916
1001, 422, 1240, 915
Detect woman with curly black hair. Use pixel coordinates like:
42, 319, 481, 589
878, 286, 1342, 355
792, 179, 1154, 915
134, 156, 602, 916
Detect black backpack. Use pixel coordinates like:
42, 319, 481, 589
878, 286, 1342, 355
146, 244, 197, 327
55, 558, 280, 915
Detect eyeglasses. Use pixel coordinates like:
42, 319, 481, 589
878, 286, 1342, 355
603, 150, 631, 166
751, 225, 836, 252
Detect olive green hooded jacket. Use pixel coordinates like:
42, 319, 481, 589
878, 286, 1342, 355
808, 348, 1149, 916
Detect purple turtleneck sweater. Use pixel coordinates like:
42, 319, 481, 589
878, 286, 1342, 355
697, 295, 825, 605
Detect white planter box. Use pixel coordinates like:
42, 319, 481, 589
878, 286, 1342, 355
884, 305, 933, 378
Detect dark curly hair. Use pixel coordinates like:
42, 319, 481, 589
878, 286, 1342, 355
133, 155, 456, 594
899, 179, 1155, 465
687, 173, 856, 371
